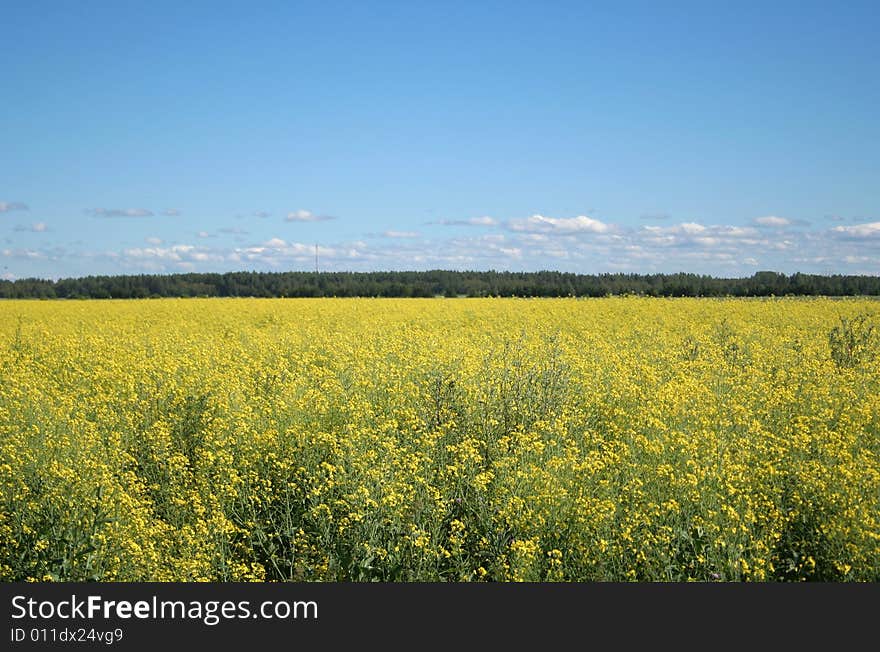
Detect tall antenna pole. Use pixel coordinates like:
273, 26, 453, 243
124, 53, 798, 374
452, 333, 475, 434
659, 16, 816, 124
315, 244, 319, 274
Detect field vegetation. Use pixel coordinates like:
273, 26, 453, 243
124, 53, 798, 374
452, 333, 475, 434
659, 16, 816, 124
1, 297, 878, 581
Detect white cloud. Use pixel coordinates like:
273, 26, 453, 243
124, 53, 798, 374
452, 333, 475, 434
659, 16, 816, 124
717, 226, 758, 237
123, 244, 195, 261
115, 244, 231, 272
542, 247, 570, 258
753, 216, 791, 227
466, 216, 497, 226
832, 222, 880, 238
162, 209, 181, 216
507, 214, 611, 234
678, 222, 707, 234
498, 247, 522, 258
89, 208, 153, 218
0, 202, 28, 213
197, 231, 211, 238
642, 223, 704, 237
434, 216, 499, 227
285, 209, 335, 222
13, 222, 47, 232
14, 209, 880, 277
253, 211, 271, 218
383, 230, 420, 238
235, 240, 330, 266
770, 240, 794, 250
640, 222, 757, 241
1, 247, 46, 259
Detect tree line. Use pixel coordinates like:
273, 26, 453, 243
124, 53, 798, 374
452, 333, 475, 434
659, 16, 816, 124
2, 270, 879, 299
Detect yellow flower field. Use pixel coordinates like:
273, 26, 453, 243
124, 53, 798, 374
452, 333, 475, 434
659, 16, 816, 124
1, 297, 878, 581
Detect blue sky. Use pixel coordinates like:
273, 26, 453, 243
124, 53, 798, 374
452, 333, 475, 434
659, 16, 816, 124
2, 0, 878, 279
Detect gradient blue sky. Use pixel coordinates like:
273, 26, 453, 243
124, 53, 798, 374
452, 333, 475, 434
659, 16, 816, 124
2, 0, 878, 279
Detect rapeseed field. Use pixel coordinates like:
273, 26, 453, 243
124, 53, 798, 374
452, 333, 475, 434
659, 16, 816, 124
1, 297, 878, 581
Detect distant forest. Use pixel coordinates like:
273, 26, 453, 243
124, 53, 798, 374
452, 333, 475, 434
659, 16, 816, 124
3, 270, 880, 299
